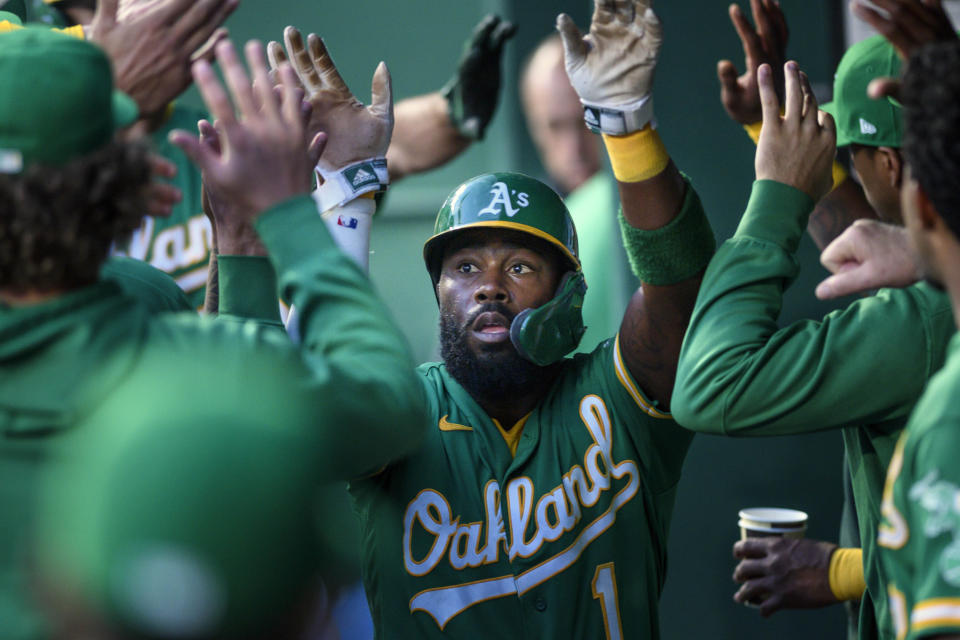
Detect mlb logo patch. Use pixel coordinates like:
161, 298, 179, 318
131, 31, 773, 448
337, 216, 359, 229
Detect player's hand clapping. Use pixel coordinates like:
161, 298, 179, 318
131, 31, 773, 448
718, 0, 788, 125
87, 0, 236, 119
268, 27, 393, 174
169, 40, 323, 232
755, 61, 836, 202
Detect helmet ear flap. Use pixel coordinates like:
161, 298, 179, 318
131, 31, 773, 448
509, 271, 587, 366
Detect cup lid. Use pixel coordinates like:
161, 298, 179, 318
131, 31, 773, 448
738, 507, 808, 529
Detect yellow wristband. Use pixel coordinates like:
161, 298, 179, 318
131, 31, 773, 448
602, 126, 670, 183
830, 161, 849, 192
57, 24, 85, 39
828, 547, 866, 601
743, 121, 763, 144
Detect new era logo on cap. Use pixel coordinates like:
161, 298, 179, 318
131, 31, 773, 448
859, 118, 878, 136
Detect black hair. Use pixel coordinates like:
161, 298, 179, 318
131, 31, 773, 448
902, 41, 960, 239
0, 140, 150, 294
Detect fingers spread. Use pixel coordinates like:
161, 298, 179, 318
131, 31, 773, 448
193, 56, 236, 128
490, 19, 518, 49
218, 40, 257, 120
717, 59, 741, 89
556, 14, 588, 68
285, 27, 323, 92
730, 3, 762, 64
757, 63, 781, 125
369, 61, 394, 122
309, 34, 351, 95
782, 60, 802, 122
267, 40, 289, 72
246, 40, 279, 119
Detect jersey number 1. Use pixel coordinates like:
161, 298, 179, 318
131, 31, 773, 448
592, 563, 624, 640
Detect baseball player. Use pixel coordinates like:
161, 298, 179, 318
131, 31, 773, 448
219, 1, 716, 636
873, 40, 960, 640
672, 13, 957, 640
0, 29, 426, 639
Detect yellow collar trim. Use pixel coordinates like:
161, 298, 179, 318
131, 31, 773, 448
492, 413, 531, 457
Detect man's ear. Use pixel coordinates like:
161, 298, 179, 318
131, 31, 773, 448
878, 146, 903, 189
914, 180, 941, 232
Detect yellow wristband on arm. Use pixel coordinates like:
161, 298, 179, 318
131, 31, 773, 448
828, 547, 866, 601
602, 126, 670, 183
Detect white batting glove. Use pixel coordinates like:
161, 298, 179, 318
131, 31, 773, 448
556, 0, 662, 134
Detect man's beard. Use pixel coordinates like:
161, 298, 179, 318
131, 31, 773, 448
440, 303, 547, 400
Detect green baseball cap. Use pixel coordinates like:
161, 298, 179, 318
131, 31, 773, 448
0, 27, 138, 174
821, 35, 902, 148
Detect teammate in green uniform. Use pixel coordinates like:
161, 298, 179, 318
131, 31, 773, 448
672, 21, 956, 640
0, 29, 426, 639
875, 40, 960, 640
216, 1, 717, 636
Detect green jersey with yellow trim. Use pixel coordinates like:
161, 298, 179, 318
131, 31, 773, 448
351, 334, 692, 639
113, 104, 211, 308
673, 180, 955, 640
878, 332, 960, 640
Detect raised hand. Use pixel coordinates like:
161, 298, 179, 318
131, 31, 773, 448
851, 0, 957, 60
815, 219, 922, 298
169, 40, 323, 231
87, 0, 236, 119
556, 0, 662, 107
267, 27, 393, 173
755, 61, 836, 201
442, 15, 517, 140
718, 0, 789, 125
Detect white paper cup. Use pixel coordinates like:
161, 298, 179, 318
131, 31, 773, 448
738, 507, 808, 541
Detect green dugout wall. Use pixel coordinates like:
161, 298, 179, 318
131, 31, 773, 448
192, 1, 852, 637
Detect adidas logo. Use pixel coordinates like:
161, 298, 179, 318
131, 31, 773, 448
584, 108, 600, 126
352, 168, 375, 186
859, 118, 877, 135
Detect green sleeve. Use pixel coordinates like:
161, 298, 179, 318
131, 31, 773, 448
217, 255, 282, 327
672, 180, 950, 436
251, 196, 427, 478
100, 257, 194, 313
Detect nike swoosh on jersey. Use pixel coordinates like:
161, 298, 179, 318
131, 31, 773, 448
438, 415, 473, 432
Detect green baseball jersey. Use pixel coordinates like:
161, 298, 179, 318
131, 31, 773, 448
113, 104, 211, 308
878, 332, 960, 640
99, 256, 193, 313
0, 197, 425, 640
350, 334, 691, 639
672, 180, 955, 640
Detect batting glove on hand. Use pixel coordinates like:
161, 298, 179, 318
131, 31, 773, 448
557, 0, 662, 108
442, 14, 517, 140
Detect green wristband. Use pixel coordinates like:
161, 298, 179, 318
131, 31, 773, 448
618, 180, 715, 285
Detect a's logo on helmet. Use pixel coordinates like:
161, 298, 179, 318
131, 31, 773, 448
477, 181, 529, 218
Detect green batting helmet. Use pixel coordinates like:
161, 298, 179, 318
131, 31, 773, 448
423, 172, 587, 366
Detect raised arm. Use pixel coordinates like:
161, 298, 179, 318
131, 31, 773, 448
387, 15, 516, 180
717, 0, 876, 250
171, 39, 426, 478
670, 63, 954, 435
556, 0, 714, 408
